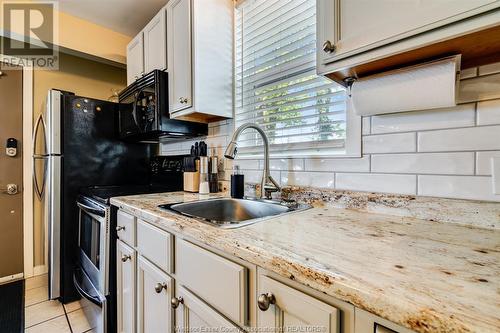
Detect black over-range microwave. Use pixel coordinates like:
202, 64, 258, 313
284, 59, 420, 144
118, 70, 207, 143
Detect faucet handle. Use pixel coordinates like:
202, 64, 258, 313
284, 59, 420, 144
263, 175, 281, 199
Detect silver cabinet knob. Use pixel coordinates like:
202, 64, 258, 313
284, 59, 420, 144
155, 283, 167, 293
322, 40, 336, 54
116, 226, 125, 232
257, 292, 275, 311
179, 97, 188, 104
171, 296, 184, 308
121, 254, 131, 262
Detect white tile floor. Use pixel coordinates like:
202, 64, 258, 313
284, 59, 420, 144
24, 274, 94, 333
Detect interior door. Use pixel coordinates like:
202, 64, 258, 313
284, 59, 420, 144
0, 66, 24, 279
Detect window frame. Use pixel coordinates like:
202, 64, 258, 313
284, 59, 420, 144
231, 1, 361, 159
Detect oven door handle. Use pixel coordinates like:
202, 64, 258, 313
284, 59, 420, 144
77, 201, 106, 217
73, 269, 103, 307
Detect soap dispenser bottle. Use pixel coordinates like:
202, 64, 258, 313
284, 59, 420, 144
231, 165, 244, 199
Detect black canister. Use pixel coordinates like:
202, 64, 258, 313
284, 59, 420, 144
230, 166, 244, 198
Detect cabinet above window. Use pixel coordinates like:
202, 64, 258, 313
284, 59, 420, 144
316, 0, 500, 85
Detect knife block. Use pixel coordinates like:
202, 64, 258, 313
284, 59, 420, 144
183, 160, 200, 192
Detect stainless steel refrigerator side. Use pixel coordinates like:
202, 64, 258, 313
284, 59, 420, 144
46, 89, 63, 300
47, 155, 62, 299
46, 90, 62, 155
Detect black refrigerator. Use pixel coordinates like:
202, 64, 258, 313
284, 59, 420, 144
33, 89, 152, 303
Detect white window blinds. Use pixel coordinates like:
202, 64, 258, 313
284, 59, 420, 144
235, 0, 348, 156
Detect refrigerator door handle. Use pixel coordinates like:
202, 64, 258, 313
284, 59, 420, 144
32, 113, 48, 157
32, 156, 47, 200
33, 113, 49, 200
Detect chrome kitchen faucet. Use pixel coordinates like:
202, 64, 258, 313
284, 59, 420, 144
224, 123, 280, 200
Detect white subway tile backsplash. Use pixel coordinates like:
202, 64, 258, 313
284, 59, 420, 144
459, 73, 500, 103
460, 67, 477, 79
281, 171, 335, 189
156, 63, 500, 202
478, 62, 500, 76
362, 117, 371, 135
363, 133, 416, 153
418, 125, 500, 152
477, 99, 500, 125
418, 175, 500, 201
305, 156, 370, 172
336, 173, 416, 195
476, 151, 500, 175
227, 158, 260, 171
266, 158, 304, 171
371, 104, 475, 134
371, 152, 474, 175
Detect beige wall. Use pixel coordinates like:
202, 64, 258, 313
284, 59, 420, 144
33, 53, 126, 266
0, 0, 130, 64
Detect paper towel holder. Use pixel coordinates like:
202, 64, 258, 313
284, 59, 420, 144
350, 54, 461, 116
343, 77, 357, 97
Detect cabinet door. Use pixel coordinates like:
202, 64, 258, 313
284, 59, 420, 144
144, 9, 167, 73
257, 275, 339, 333
117, 240, 136, 333
169, 0, 193, 112
175, 285, 243, 333
127, 33, 144, 85
317, 0, 500, 65
137, 256, 173, 333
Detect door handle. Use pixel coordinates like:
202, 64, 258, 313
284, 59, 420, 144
1, 184, 19, 195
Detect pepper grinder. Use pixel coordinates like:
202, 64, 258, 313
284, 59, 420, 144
209, 156, 219, 193
199, 156, 210, 195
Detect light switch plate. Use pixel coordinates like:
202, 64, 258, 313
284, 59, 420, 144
492, 157, 500, 195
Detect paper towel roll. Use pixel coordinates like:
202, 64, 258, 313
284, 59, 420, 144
351, 55, 460, 116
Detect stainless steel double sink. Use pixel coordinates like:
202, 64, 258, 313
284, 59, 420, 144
159, 197, 311, 228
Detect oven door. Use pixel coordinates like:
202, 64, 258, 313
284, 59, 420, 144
77, 197, 109, 296
73, 267, 107, 333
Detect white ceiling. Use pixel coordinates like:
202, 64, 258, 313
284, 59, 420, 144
55, 0, 169, 36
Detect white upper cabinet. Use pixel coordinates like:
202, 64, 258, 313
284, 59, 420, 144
126, 33, 144, 85
126, 0, 233, 121
257, 275, 339, 333
166, 0, 233, 120
144, 9, 167, 73
169, 0, 193, 113
317, 0, 500, 83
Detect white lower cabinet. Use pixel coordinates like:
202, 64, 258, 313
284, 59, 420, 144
137, 255, 174, 333
117, 240, 136, 333
257, 275, 340, 333
174, 285, 242, 333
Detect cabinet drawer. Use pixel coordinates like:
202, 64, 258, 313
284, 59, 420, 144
137, 219, 173, 273
176, 239, 247, 326
116, 210, 135, 247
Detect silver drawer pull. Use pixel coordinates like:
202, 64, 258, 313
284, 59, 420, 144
121, 255, 131, 262
155, 283, 167, 293
257, 292, 275, 311
171, 296, 184, 308
322, 40, 336, 53
116, 226, 125, 232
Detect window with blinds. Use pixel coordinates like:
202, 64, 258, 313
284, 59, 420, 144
235, 0, 348, 156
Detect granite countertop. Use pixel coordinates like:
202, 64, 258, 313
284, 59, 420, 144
110, 192, 500, 333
